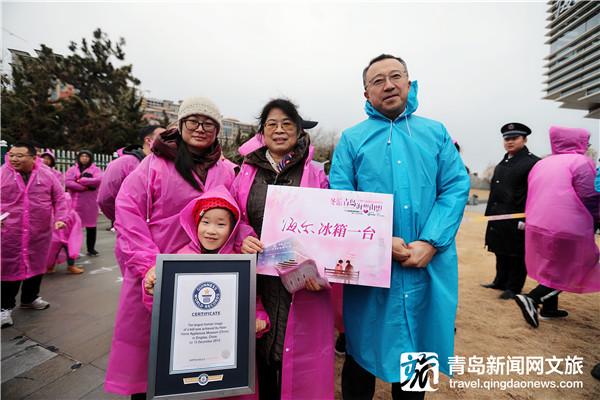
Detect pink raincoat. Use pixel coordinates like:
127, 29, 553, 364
105, 154, 236, 395
65, 163, 103, 227
40, 150, 65, 188
1, 161, 68, 281
141, 187, 270, 331
525, 126, 600, 293
98, 153, 142, 222
46, 193, 83, 269
231, 134, 335, 400
142, 188, 269, 400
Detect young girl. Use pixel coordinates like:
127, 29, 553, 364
46, 192, 84, 274
143, 187, 270, 399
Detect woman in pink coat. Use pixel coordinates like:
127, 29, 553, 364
232, 99, 335, 400
515, 126, 600, 328
65, 150, 103, 256
1, 142, 68, 328
105, 97, 236, 399
40, 150, 65, 187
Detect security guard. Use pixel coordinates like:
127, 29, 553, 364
482, 122, 540, 299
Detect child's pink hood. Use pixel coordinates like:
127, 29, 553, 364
179, 185, 241, 254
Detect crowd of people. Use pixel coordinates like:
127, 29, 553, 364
1, 53, 598, 399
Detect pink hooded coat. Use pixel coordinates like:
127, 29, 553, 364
98, 153, 143, 222
525, 126, 600, 293
65, 163, 103, 227
46, 193, 83, 269
105, 154, 235, 395
231, 134, 335, 400
1, 161, 68, 281
142, 188, 269, 400
40, 150, 65, 188
141, 187, 270, 331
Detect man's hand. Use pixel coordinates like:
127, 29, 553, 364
55, 221, 66, 230
241, 236, 264, 254
144, 266, 157, 295
392, 237, 411, 262
401, 241, 437, 268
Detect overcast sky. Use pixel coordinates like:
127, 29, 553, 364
3, 0, 599, 173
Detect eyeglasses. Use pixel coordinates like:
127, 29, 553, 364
8, 153, 34, 160
366, 71, 406, 88
183, 119, 217, 133
264, 120, 296, 132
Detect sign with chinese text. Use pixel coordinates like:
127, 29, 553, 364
258, 186, 393, 288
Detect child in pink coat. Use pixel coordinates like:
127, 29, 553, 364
143, 187, 270, 399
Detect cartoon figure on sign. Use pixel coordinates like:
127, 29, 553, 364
335, 259, 344, 272
345, 260, 354, 273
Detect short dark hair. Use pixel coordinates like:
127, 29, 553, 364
11, 141, 36, 156
257, 98, 303, 133
362, 54, 409, 87
138, 125, 164, 141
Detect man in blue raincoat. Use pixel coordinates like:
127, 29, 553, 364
330, 54, 470, 399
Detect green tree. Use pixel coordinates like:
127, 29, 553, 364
1, 46, 64, 146
1, 28, 144, 153
160, 110, 171, 128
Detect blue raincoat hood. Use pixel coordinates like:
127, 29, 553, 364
365, 80, 419, 120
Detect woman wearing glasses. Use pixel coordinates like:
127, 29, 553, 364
231, 98, 335, 399
105, 97, 236, 399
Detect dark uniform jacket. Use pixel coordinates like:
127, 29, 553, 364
485, 146, 540, 255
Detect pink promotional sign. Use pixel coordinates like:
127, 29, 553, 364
258, 186, 393, 288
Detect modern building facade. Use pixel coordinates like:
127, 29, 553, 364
544, 0, 600, 119
140, 97, 181, 125
221, 118, 257, 145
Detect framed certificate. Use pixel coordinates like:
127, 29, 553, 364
147, 254, 256, 399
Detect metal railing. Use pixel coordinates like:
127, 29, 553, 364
50, 149, 114, 173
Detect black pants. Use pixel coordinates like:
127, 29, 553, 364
86, 227, 97, 252
493, 254, 526, 293
62, 245, 75, 266
130, 393, 145, 400
528, 284, 561, 311
257, 355, 282, 399
342, 355, 425, 400
1, 274, 43, 309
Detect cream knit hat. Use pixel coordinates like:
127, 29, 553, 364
177, 97, 222, 131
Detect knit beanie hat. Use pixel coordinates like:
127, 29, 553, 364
178, 97, 223, 132
193, 197, 239, 227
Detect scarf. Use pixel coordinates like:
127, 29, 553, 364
152, 127, 222, 184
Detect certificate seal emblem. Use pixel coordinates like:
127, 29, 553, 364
193, 282, 221, 309
197, 373, 209, 386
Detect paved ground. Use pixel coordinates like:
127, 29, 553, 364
2, 207, 492, 400
1, 215, 123, 400
12, 202, 595, 400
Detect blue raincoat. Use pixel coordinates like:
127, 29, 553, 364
330, 81, 470, 381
